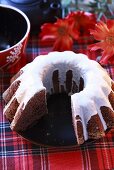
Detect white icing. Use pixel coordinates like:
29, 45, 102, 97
16, 51, 91, 105
4, 51, 114, 143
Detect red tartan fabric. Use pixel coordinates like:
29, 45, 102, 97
0, 35, 114, 170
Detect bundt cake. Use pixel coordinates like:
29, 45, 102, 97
3, 51, 114, 145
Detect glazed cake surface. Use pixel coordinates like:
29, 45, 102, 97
3, 51, 114, 144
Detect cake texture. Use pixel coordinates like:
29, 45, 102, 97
3, 51, 114, 145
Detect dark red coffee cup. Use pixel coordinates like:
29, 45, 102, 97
0, 4, 30, 72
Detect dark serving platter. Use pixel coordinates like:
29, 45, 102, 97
18, 93, 95, 147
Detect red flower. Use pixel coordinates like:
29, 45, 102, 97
40, 18, 79, 51
39, 11, 97, 51
67, 11, 96, 36
88, 20, 114, 64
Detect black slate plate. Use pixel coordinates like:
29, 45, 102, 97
18, 93, 94, 147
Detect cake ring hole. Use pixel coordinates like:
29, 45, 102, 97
41, 63, 84, 98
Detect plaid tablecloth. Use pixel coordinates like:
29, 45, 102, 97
0, 35, 114, 170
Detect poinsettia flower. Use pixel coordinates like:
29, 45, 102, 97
67, 11, 96, 36
88, 19, 114, 64
40, 18, 79, 51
